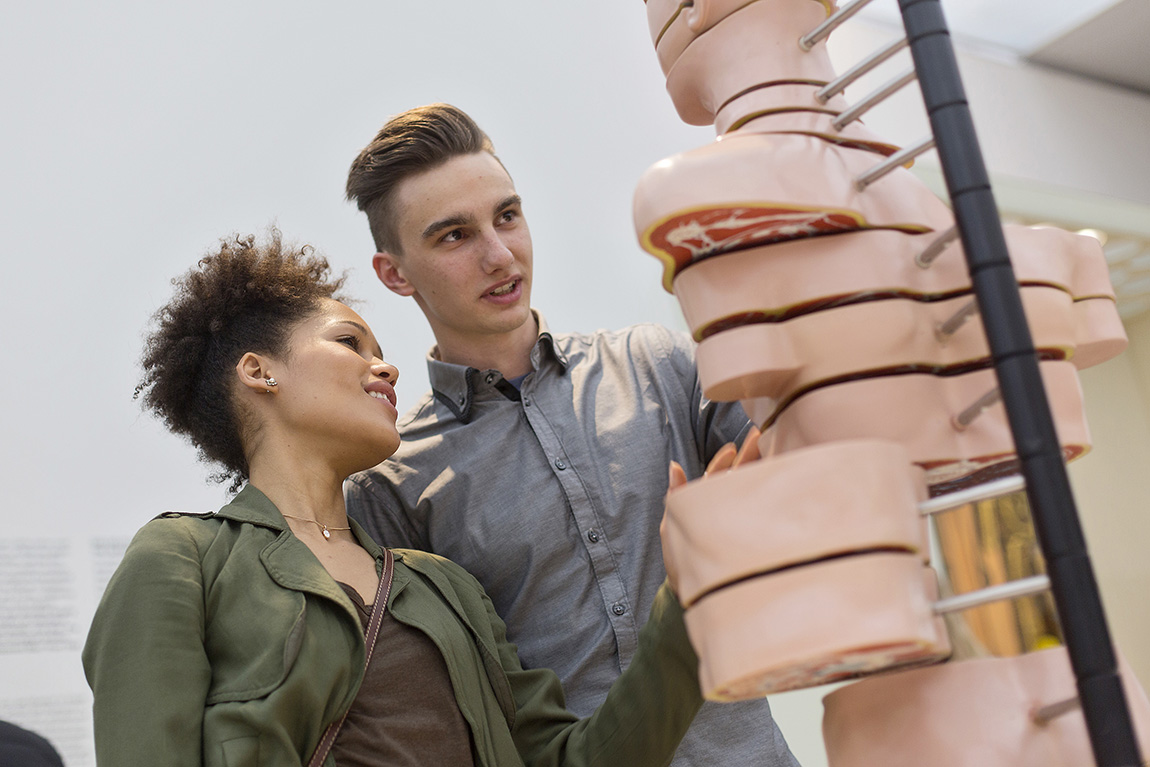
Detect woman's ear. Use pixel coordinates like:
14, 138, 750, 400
236, 353, 277, 394
373, 252, 416, 297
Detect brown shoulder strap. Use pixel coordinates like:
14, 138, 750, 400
307, 548, 395, 767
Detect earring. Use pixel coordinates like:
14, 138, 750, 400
265, 377, 278, 394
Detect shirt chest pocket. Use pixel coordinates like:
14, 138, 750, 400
203, 582, 310, 704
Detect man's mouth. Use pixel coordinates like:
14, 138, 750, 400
489, 279, 518, 297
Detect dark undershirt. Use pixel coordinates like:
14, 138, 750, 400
330, 582, 475, 767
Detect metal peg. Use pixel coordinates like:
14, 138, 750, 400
856, 136, 936, 191
800, 0, 876, 51
916, 225, 960, 268
952, 387, 1002, 431
935, 298, 979, 343
1032, 696, 1082, 725
818, 35, 909, 103
934, 575, 1051, 615
832, 68, 917, 132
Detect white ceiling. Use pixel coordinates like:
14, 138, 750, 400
855, 0, 1150, 95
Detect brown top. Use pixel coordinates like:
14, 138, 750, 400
331, 582, 476, 767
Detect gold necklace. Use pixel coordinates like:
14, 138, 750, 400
280, 513, 351, 540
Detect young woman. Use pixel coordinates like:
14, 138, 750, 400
82, 231, 708, 767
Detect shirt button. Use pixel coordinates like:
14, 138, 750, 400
554, 459, 567, 470
587, 529, 600, 543
523, 398, 531, 407
611, 603, 627, 616
485, 373, 496, 384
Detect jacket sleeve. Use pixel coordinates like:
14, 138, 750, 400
82, 518, 213, 767
500, 580, 704, 767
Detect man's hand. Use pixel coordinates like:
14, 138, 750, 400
667, 425, 762, 490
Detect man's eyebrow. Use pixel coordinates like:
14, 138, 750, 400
496, 194, 522, 213
422, 213, 471, 240
421, 195, 522, 240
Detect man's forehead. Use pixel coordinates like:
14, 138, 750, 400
396, 153, 518, 231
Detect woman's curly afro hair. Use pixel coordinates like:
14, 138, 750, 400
136, 229, 348, 489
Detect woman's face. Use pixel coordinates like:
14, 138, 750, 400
265, 298, 401, 475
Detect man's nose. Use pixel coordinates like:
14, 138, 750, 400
480, 229, 515, 271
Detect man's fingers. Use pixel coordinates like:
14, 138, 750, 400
705, 442, 738, 476
732, 425, 762, 468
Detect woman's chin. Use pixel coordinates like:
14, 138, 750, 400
345, 441, 401, 477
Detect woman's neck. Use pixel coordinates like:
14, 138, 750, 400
247, 451, 349, 527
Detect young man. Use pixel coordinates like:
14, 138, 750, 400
344, 104, 798, 766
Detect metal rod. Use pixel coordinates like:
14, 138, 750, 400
933, 575, 1050, 615
1033, 696, 1082, 725
951, 387, 1001, 430
900, 0, 1140, 762
818, 35, 909, 102
915, 224, 959, 268
855, 136, 936, 191
919, 474, 1026, 516
800, 0, 876, 51
832, 68, 917, 131
934, 296, 978, 342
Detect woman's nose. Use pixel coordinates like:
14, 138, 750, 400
372, 361, 399, 384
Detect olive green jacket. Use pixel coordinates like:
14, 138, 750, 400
83, 485, 702, 767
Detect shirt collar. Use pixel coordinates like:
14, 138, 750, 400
426, 310, 567, 423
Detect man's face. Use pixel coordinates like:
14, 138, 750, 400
378, 151, 533, 348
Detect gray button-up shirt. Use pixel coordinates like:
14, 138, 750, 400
346, 316, 798, 766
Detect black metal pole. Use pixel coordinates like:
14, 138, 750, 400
897, 0, 1142, 763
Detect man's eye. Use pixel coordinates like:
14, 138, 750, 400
499, 210, 517, 224
442, 229, 464, 243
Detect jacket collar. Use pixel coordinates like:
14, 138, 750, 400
217, 484, 388, 599
426, 310, 568, 423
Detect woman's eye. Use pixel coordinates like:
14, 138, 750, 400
338, 336, 360, 350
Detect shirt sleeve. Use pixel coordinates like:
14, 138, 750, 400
497, 580, 704, 767
82, 519, 213, 767
345, 471, 427, 550
659, 325, 753, 465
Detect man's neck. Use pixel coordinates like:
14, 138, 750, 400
433, 314, 539, 378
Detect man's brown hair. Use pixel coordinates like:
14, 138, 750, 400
346, 103, 496, 254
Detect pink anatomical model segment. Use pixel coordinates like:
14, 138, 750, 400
634, 132, 952, 289
659, 0, 838, 125
662, 439, 929, 608
672, 226, 1120, 347
1073, 297, 1127, 368
711, 82, 900, 158
694, 286, 1080, 404
751, 360, 1090, 487
647, 0, 833, 65
686, 552, 951, 700
821, 647, 1150, 767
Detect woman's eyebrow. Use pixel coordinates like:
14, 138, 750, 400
335, 320, 386, 359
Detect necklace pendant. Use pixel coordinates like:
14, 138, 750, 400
321, 526, 331, 540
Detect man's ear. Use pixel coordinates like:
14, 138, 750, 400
373, 251, 416, 297
236, 352, 276, 394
